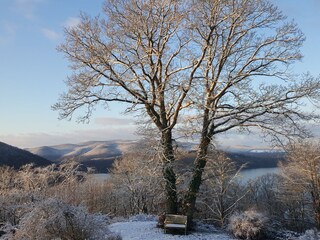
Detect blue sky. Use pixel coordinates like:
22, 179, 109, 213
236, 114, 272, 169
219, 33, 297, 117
0, 0, 320, 148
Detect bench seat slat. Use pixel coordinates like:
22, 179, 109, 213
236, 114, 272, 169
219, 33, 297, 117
164, 223, 186, 228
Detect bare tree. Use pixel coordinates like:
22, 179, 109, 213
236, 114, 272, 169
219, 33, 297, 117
198, 150, 245, 227
53, 0, 320, 219
110, 144, 164, 215
280, 140, 320, 229
245, 174, 283, 221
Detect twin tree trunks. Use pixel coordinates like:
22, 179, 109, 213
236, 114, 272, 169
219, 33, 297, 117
161, 129, 211, 226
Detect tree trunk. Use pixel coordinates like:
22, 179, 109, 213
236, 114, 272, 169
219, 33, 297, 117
184, 135, 211, 223
161, 129, 178, 214
311, 192, 320, 229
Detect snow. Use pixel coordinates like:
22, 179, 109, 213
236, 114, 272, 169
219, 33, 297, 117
298, 229, 320, 240
109, 220, 236, 240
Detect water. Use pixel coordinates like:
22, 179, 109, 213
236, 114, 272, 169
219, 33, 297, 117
239, 167, 279, 183
90, 173, 110, 182
91, 167, 280, 184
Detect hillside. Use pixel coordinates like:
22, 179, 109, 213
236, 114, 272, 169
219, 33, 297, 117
26, 140, 284, 173
26, 140, 138, 172
226, 151, 284, 169
0, 141, 51, 169
26, 140, 137, 161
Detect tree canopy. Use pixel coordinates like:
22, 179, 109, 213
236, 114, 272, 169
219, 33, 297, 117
54, 0, 320, 218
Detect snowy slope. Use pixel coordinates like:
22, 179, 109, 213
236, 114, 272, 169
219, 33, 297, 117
26, 140, 137, 162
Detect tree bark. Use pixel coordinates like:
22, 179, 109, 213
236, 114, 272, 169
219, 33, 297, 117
311, 191, 320, 229
161, 129, 178, 214
184, 134, 211, 223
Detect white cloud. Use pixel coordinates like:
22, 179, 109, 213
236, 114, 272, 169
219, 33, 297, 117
0, 127, 138, 148
14, 0, 45, 20
94, 117, 134, 126
63, 17, 81, 29
41, 28, 60, 41
216, 131, 269, 151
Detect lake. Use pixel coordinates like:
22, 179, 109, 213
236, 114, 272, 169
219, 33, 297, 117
239, 167, 279, 183
91, 167, 280, 183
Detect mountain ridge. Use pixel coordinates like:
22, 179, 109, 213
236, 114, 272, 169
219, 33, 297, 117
25, 140, 284, 173
0, 141, 52, 169
26, 140, 138, 162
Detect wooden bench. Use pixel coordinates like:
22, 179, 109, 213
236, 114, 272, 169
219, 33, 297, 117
164, 214, 188, 235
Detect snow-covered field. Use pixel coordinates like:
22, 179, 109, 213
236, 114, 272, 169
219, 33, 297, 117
109, 220, 235, 240
109, 220, 320, 240
108, 215, 316, 240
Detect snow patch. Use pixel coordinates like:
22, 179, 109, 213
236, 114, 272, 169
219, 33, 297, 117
109, 220, 235, 240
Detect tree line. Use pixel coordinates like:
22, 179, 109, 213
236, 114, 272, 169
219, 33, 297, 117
1, 140, 320, 239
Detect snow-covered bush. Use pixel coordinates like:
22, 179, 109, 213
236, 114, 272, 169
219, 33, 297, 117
228, 209, 269, 240
298, 229, 320, 240
0, 192, 38, 226
0, 222, 17, 239
13, 199, 121, 240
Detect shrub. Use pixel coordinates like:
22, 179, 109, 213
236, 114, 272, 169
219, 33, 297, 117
298, 229, 320, 240
13, 199, 121, 240
157, 212, 165, 228
228, 209, 269, 240
0, 222, 16, 239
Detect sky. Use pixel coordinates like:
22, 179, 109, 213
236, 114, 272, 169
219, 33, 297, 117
0, 0, 320, 149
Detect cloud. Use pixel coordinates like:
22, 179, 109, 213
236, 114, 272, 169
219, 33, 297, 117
63, 17, 81, 29
216, 131, 269, 150
14, 0, 45, 20
94, 117, 134, 126
0, 127, 138, 148
41, 28, 60, 41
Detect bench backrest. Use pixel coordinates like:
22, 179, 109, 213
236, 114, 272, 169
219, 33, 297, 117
165, 214, 187, 225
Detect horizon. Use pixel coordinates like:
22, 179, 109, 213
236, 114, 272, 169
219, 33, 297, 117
3, 137, 285, 152
1, 0, 320, 148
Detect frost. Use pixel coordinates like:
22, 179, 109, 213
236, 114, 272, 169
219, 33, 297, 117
298, 229, 320, 240
228, 209, 269, 240
12, 199, 120, 240
109, 220, 235, 240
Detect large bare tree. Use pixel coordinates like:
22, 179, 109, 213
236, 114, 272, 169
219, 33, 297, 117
53, 0, 320, 220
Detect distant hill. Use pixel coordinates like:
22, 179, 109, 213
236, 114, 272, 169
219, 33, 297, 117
226, 151, 284, 169
26, 140, 137, 161
0, 141, 52, 169
26, 140, 138, 172
26, 140, 284, 173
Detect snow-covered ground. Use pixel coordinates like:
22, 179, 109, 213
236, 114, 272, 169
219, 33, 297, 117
109, 220, 236, 240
